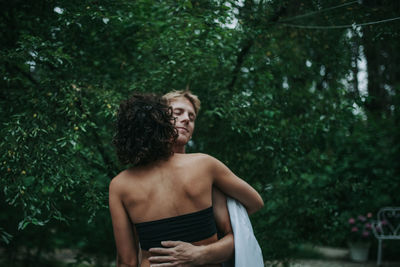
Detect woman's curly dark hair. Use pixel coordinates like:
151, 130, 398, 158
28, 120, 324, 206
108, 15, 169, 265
113, 93, 178, 166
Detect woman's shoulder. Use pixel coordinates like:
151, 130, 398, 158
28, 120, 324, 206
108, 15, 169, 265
109, 170, 126, 190
109, 169, 137, 192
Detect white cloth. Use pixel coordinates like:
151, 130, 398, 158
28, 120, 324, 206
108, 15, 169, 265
225, 197, 264, 267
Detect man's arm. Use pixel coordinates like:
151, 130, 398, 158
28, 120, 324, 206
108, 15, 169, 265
148, 188, 234, 266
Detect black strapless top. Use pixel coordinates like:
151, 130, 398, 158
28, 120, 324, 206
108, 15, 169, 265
134, 207, 217, 250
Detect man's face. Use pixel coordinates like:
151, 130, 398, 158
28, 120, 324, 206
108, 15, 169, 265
170, 97, 196, 146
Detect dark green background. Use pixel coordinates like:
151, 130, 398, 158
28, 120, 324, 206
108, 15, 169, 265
1, 0, 399, 265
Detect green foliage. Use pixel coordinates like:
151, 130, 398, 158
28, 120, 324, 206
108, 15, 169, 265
1, 0, 399, 264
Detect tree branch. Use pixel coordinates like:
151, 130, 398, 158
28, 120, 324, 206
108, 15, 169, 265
226, 3, 287, 91
226, 39, 254, 92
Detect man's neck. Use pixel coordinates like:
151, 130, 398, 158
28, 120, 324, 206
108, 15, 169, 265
173, 145, 186, 154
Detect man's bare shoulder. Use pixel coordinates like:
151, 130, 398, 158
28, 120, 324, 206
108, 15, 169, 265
184, 152, 213, 160
182, 153, 216, 164
180, 153, 223, 172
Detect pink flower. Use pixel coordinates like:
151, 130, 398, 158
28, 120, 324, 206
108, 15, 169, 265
366, 223, 372, 229
351, 227, 359, 232
349, 218, 355, 224
358, 215, 366, 221
367, 212, 372, 218
362, 231, 370, 237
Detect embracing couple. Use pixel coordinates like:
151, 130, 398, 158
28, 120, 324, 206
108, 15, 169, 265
109, 90, 264, 267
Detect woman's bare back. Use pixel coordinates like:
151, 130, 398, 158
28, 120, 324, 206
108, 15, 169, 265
111, 153, 222, 266
116, 153, 214, 224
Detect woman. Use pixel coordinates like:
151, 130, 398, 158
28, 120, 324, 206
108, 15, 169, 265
109, 93, 263, 267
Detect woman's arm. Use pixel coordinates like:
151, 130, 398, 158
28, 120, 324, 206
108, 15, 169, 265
210, 155, 264, 214
109, 178, 139, 267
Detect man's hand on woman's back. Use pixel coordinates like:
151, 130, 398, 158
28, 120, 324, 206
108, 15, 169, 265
148, 240, 203, 266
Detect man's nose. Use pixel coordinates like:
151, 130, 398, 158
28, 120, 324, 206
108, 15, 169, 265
180, 113, 189, 123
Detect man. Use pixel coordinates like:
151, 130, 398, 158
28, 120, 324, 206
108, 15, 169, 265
148, 90, 235, 266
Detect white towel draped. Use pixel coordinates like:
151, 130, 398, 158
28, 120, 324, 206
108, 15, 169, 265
224, 197, 264, 267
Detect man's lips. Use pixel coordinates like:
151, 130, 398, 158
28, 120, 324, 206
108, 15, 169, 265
176, 127, 189, 132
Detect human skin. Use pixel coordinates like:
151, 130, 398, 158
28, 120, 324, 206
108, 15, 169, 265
148, 188, 235, 267
109, 153, 264, 267
110, 95, 263, 267
148, 96, 236, 266
169, 97, 196, 154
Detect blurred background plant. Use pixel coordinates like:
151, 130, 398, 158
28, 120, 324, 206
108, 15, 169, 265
1, 0, 399, 265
